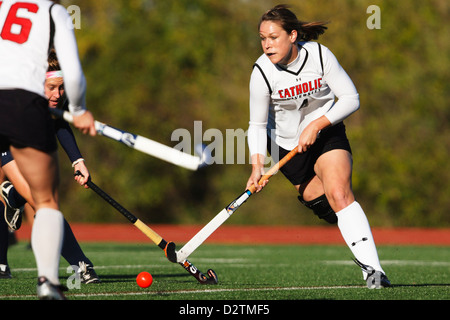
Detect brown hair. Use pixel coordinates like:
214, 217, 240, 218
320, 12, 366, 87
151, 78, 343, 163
47, 48, 61, 71
259, 4, 328, 41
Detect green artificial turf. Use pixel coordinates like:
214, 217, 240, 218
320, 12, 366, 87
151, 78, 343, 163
1, 242, 448, 306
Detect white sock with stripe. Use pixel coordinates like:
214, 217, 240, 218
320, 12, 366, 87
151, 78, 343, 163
336, 201, 384, 277
31, 208, 64, 285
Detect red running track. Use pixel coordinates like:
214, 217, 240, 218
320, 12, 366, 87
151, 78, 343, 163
14, 224, 450, 246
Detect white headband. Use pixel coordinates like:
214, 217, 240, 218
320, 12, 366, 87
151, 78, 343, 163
46, 70, 63, 79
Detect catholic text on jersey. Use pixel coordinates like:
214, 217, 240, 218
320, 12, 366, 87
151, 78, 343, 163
277, 77, 323, 100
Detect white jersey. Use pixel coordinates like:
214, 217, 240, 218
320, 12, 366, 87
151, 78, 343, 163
248, 41, 360, 155
0, 0, 86, 115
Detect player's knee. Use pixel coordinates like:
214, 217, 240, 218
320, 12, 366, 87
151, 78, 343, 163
326, 188, 354, 212
298, 194, 337, 224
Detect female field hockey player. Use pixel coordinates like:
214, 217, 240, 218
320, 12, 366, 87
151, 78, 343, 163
246, 5, 391, 288
0, 49, 100, 284
0, 0, 96, 299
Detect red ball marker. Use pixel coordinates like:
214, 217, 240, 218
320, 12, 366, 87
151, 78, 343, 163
136, 271, 153, 288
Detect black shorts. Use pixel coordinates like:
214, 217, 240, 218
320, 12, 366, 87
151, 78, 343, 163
267, 122, 352, 186
0, 89, 57, 153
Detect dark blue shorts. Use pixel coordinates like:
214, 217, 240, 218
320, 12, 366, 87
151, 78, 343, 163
0, 151, 13, 167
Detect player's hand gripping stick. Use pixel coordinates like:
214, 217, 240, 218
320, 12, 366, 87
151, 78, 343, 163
176, 147, 299, 262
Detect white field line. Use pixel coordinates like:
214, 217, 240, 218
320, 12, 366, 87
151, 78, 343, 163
323, 260, 450, 267
0, 285, 367, 299
4, 259, 448, 299
3, 282, 449, 299
12, 259, 450, 273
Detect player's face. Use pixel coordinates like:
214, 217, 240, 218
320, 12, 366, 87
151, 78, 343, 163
45, 77, 65, 108
259, 20, 298, 65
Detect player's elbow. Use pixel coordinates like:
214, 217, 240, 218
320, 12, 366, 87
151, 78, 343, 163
353, 94, 360, 112
344, 93, 360, 114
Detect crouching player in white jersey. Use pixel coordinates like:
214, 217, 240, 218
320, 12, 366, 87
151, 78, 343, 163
0, 0, 96, 299
246, 5, 391, 288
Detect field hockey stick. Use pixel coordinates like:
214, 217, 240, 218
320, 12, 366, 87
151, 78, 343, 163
176, 147, 299, 263
50, 108, 211, 171
74, 171, 218, 285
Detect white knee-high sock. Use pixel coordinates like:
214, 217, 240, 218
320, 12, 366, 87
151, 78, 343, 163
31, 208, 64, 285
336, 201, 384, 276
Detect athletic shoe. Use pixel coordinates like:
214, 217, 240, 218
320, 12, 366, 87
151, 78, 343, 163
367, 271, 392, 289
78, 261, 101, 284
36, 277, 67, 300
1, 181, 24, 230
353, 258, 392, 289
0, 264, 11, 279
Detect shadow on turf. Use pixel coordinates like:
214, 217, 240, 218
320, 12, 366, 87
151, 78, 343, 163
391, 283, 450, 288
95, 273, 190, 283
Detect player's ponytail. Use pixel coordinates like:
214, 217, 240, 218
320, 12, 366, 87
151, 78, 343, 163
297, 21, 328, 41
259, 4, 328, 42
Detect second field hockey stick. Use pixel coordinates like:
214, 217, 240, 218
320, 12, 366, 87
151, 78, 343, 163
176, 147, 299, 263
75, 171, 218, 285
50, 108, 211, 171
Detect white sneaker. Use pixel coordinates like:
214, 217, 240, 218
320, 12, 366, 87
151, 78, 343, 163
78, 261, 101, 284
36, 277, 67, 300
0, 264, 11, 279
353, 258, 392, 289
1, 181, 24, 230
